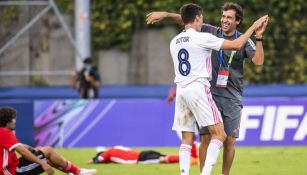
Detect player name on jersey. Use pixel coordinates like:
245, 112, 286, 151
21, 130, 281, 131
176, 36, 189, 44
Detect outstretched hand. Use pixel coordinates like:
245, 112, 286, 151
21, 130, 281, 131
146, 12, 167, 24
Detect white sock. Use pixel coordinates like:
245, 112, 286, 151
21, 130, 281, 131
179, 144, 192, 175
201, 139, 223, 175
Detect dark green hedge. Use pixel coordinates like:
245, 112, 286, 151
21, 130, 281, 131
6, 0, 307, 83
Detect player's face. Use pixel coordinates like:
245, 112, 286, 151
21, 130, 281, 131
7, 118, 16, 130
220, 10, 240, 33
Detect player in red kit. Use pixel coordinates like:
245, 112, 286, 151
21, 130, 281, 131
87, 145, 198, 165
0, 107, 96, 175
0, 127, 24, 175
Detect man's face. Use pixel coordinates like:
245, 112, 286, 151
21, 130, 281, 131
7, 118, 16, 130
220, 10, 240, 33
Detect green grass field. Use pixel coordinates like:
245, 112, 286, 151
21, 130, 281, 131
45, 146, 307, 175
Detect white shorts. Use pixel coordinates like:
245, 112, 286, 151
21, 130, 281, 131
172, 82, 222, 132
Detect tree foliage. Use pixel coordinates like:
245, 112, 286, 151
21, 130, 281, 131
3, 0, 306, 84
240, 0, 307, 83
88, 0, 307, 83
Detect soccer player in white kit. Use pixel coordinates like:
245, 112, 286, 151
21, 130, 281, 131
169, 3, 268, 175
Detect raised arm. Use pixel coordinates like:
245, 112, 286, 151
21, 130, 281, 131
146, 12, 183, 25
251, 17, 269, 65
221, 15, 269, 51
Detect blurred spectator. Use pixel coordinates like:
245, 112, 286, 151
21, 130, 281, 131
71, 58, 101, 99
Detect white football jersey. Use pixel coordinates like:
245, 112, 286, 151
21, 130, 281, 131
170, 28, 224, 87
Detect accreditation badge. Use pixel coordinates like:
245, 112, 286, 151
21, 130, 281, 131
216, 66, 229, 88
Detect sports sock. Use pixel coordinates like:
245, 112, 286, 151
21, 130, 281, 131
60, 161, 80, 175
201, 139, 223, 175
165, 155, 179, 163
191, 143, 198, 158
179, 144, 192, 175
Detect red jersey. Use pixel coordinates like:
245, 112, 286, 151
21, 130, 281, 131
98, 146, 140, 164
0, 128, 21, 175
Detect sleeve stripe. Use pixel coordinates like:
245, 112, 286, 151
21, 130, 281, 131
248, 38, 256, 50
9, 143, 22, 151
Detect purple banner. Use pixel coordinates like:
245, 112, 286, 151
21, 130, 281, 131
34, 98, 307, 147
34, 99, 179, 147
238, 98, 307, 146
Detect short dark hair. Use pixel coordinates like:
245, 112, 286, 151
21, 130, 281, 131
180, 3, 203, 25
221, 2, 243, 27
83, 57, 92, 64
0, 107, 17, 127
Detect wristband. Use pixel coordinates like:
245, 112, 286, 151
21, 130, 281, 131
256, 38, 263, 41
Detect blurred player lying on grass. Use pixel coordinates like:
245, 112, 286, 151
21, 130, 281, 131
87, 145, 198, 165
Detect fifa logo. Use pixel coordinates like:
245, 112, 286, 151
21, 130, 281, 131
238, 105, 307, 143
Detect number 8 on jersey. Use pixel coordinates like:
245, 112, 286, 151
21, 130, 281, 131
178, 48, 191, 76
